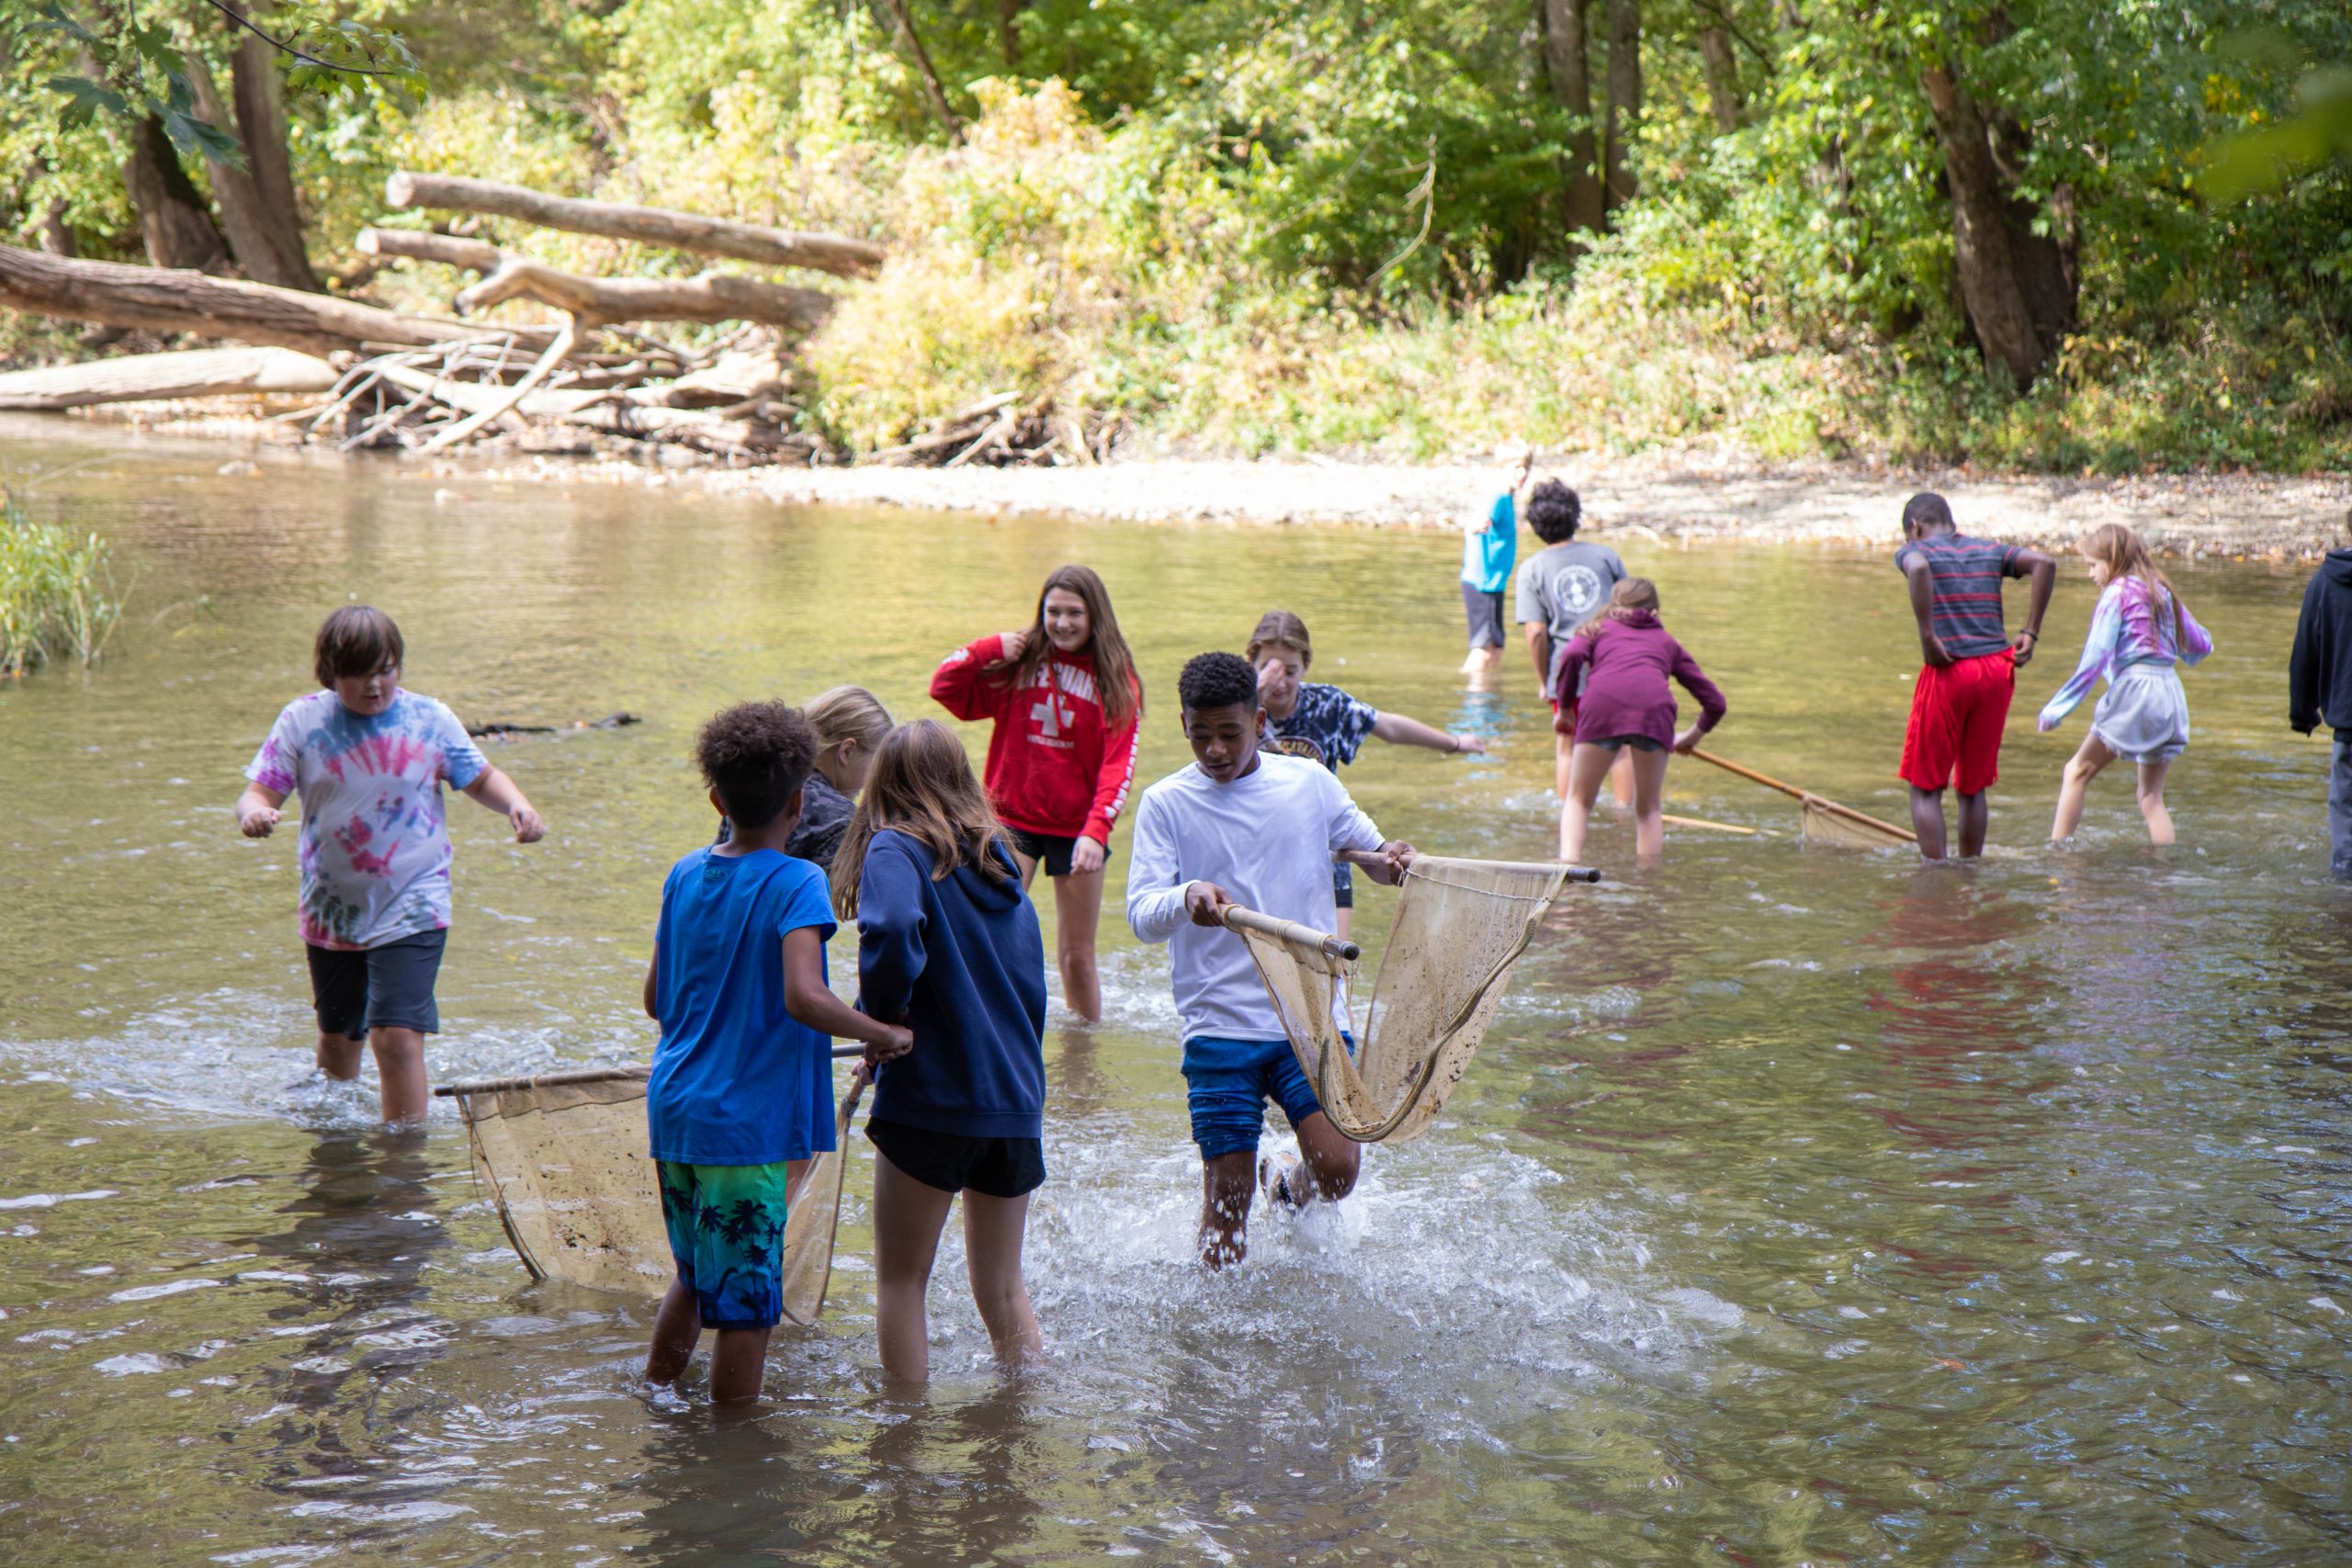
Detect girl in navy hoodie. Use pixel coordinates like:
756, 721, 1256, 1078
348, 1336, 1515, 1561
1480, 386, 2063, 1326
831, 719, 1049, 1383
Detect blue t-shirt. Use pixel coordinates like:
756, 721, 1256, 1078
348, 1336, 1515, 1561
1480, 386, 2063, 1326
647, 846, 840, 1166
1267, 682, 1378, 773
1462, 491, 1517, 592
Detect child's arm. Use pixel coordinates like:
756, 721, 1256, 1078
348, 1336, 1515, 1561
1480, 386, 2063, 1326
642, 953, 659, 1020
235, 782, 287, 838
783, 927, 912, 1062
2175, 596, 2214, 667
461, 765, 546, 841
930, 634, 1019, 720
2036, 584, 2120, 732
1523, 620, 1552, 688
1075, 703, 1140, 874
1899, 553, 1953, 668
2290, 576, 2325, 734
1124, 794, 1195, 942
1668, 645, 1727, 754
2008, 547, 2057, 667
1369, 711, 1484, 756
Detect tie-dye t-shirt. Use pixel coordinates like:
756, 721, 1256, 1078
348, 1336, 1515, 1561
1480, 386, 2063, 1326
244, 690, 489, 951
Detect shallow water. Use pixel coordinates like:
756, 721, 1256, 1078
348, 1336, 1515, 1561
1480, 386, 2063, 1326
1, 425, 2347, 1564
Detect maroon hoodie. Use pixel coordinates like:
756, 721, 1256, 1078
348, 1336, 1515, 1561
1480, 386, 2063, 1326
1548, 609, 1727, 749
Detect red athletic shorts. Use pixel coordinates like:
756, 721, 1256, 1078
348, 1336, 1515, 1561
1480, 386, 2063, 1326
1900, 649, 2015, 795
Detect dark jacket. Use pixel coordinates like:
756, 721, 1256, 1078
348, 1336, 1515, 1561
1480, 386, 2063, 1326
855, 829, 1047, 1140
2289, 550, 2352, 738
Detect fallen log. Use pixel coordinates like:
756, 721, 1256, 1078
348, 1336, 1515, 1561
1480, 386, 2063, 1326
0, 242, 556, 356
0, 346, 337, 410
383, 172, 886, 278
375, 363, 768, 451
357, 227, 831, 333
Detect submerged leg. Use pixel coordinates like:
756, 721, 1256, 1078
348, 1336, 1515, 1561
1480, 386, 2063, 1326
1909, 785, 1950, 861
1955, 790, 1991, 858
961, 1190, 1044, 1371
1198, 1153, 1257, 1269
1291, 1110, 1362, 1205
315, 1029, 367, 1081
2134, 758, 2175, 846
1608, 746, 1635, 808
2050, 733, 2115, 841
1627, 747, 1671, 861
1050, 866, 1104, 1023
369, 1025, 429, 1125
872, 1153, 956, 1384
645, 1278, 701, 1385
707, 1326, 774, 1404
1562, 742, 1615, 863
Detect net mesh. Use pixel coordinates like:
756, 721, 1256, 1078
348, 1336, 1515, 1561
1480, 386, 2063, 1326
1230, 856, 1570, 1144
1799, 794, 1916, 849
448, 1066, 861, 1325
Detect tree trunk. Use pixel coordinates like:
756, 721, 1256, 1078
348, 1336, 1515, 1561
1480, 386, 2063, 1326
1536, 0, 1606, 237
185, 56, 315, 291
1919, 63, 2067, 389
874, 0, 961, 135
229, 27, 320, 291
124, 115, 228, 273
383, 170, 885, 277
1698, 27, 1741, 131
999, 0, 1022, 68
0, 346, 336, 409
356, 228, 834, 333
1601, 0, 1642, 212
0, 242, 558, 356
39, 197, 76, 257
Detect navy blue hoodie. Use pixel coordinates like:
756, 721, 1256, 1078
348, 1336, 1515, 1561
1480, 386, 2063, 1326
2290, 549, 2352, 739
855, 829, 1047, 1140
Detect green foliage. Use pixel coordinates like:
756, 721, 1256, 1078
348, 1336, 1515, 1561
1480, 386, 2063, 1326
0, 497, 122, 676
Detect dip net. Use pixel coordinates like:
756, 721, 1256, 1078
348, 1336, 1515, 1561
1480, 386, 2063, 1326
1800, 794, 1917, 849
440, 1064, 864, 1325
1227, 856, 1572, 1144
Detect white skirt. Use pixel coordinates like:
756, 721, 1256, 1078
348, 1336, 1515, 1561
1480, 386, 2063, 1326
2090, 662, 2190, 764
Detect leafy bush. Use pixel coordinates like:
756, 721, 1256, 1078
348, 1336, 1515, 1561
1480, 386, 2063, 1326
0, 497, 123, 676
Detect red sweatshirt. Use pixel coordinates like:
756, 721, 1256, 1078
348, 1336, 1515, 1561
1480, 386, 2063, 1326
931, 635, 1140, 845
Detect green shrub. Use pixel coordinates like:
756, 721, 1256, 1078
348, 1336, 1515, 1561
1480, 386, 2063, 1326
0, 497, 123, 676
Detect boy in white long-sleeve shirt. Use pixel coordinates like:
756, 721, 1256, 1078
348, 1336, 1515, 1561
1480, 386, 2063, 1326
1125, 651, 1416, 1269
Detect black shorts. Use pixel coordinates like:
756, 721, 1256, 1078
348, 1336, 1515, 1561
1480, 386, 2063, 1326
1461, 582, 1508, 650
867, 1118, 1046, 1199
1003, 826, 1109, 878
1589, 733, 1666, 753
305, 928, 447, 1038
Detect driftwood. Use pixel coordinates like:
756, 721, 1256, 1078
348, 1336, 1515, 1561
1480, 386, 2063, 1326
357, 228, 831, 333
875, 389, 1114, 468
0, 346, 337, 410
383, 171, 885, 278
374, 363, 768, 452
0, 242, 558, 357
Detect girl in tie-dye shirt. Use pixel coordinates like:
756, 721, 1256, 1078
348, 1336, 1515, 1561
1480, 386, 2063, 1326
2036, 525, 2213, 846
235, 606, 545, 1123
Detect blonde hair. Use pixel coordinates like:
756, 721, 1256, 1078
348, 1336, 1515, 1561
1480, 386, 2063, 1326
1574, 577, 1660, 639
1246, 609, 1312, 668
2079, 524, 2186, 646
830, 720, 1012, 919
805, 685, 893, 764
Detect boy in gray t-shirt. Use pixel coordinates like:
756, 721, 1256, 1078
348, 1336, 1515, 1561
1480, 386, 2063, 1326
1513, 480, 1627, 813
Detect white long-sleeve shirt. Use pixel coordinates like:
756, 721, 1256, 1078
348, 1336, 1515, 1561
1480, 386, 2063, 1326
1125, 753, 1385, 1043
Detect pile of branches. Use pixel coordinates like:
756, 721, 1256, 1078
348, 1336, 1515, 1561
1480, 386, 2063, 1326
876, 390, 1125, 468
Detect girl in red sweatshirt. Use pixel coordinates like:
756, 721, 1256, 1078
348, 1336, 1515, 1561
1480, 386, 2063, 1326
931, 563, 1143, 1022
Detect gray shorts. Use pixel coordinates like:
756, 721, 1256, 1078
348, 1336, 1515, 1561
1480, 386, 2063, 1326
305, 928, 447, 1038
1461, 582, 1508, 649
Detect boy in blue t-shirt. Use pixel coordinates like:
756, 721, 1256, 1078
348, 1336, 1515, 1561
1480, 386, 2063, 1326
1459, 440, 1531, 678
640, 702, 910, 1404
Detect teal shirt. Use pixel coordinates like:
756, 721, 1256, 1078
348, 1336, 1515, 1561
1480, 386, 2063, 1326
1462, 491, 1516, 592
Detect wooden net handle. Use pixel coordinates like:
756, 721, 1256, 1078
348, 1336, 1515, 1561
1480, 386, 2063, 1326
1220, 904, 1360, 963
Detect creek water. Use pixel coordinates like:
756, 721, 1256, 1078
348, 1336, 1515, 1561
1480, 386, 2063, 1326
1, 425, 2346, 1565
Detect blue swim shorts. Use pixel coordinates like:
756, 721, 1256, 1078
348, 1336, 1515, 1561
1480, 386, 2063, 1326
655, 1159, 791, 1329
1181, 1033, 1352, 1161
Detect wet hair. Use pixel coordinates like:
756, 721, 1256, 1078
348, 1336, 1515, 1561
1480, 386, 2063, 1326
1525, 479, 1583, 544
1244, 609, 1312, 669
2079, 523, 2187, 646
830, 719, 1012, 918
1902, 491, 1955, 536
998, 564, 1143, 730
1177, 651, 1260, 715
312, 604, 404, 686
1574, 576, 1662, 638
804, 685, 894, 764
695, 701, 819, 830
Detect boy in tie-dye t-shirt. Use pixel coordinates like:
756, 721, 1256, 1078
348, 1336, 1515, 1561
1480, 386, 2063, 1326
236, 606, 545, 1124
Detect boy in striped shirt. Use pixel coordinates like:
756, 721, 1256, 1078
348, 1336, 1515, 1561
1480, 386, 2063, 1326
1895, 492, 2055, 859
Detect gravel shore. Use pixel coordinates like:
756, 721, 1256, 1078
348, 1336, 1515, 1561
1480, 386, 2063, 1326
30, 405, 2352, 556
